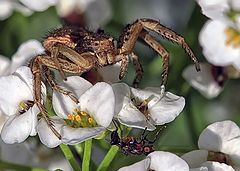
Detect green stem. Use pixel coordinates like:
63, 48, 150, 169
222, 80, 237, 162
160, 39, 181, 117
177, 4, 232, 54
96, 146, 119, 171
74, 143, 84, 159
60, 144, 81, 171
0, 160, 47, 171
82, 139, 92, 171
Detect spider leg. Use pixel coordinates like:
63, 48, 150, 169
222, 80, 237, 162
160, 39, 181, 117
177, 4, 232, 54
119, 55, 129, 80
139, 30, 169, 86
31, 55, 62, 139
130, 52, 144, 88
52, 46, 67, 81
53, 44, 92, 68
42, 66, 79, 104
138, 18, 200, 71
118, 18, 200, 86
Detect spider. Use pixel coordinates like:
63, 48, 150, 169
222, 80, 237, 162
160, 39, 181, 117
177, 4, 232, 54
30, 18, 200, 139
110, 121, 166, 156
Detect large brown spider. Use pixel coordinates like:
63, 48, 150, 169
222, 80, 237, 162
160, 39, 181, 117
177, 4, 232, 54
30, 18, 200, 139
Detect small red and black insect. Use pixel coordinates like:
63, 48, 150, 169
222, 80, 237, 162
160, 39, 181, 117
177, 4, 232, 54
110, 121, 165, 156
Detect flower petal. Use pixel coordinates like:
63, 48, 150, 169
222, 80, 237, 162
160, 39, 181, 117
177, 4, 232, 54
37, 117, 63, 148
1, 110, 34, 143
182, 63, 223, 99
201, 161, 235, 171
118, 158, 150, 171
149, 92, 185, 125
181, 150, 208, 168
53, 76, 92, 118
148, 151, 189, 171
199, 20, 240, 68
117, 103, 156, 130
61, 126, 105, 145
0, 1, 13, 20
10, 40, 44, 73
97, 62, 121, 84
0, 74, 33, 116
197, 0, 229, 20
79, 82, 115, 127
112, 83, 131, 115
198, 120, 240, 153
0, 55, 10, 75
19, 0, 57, 11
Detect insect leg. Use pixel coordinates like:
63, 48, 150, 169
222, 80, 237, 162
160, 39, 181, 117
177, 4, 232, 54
30, 55, 61, 139
129, 52, 144, 88
139, 18, 200, 71
42, 66, 79, 104
139, 29, 169, 86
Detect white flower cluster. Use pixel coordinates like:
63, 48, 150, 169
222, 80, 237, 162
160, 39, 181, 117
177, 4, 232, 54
183, 0, 240, 99
0, 40, 184, 149
1, 39, 239, 171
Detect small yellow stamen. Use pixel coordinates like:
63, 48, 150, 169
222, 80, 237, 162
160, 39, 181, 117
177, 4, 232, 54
224, 27, 240, 48
67, 114, 74, 121
80, 111, 87, 116
19, 101, 27, 110
88, 117, 93, 124
65, 108, 97, 128
75, 114, 81, 121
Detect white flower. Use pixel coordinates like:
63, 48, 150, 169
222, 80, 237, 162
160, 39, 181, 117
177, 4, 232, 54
112, 83, 185, 130
199, 20, 240, 70
118, 151, 189, 171
37, 76, 115, 148
182, 120, 240, 171
0, 66, 46, 144
190, 161, 235, 171
97, 62, 121, 84
0, 39, 44, 76
182, 63, 224, 99
196, 0, 240, 25
0, 0, 57, 20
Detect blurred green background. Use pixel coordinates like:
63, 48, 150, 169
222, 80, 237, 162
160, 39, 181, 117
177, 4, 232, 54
0, 0, 240, 170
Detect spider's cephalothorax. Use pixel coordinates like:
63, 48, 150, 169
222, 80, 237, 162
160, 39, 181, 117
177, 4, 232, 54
110, 123, 165, 156
30, 18, 200, 138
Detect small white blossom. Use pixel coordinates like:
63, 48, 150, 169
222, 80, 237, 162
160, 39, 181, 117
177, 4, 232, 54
182, 63, 223, 99
112, 83, 185, 130
119, 151, 189, 171
182, 120, 240, 171
199, 20, 240, 70
0, 0, 57, 20
0, 39, 44, 76
37, 76, 115, 148
0, 66, 46, 144
196, 0, 240, 25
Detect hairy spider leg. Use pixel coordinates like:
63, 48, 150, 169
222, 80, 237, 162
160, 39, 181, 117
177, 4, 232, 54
118, 18, 200, 87
130, 52, 144, 88
139, 29, 169, 86
31, 54, 94, 139
42, 66, 79, 103
31, 55, 62, 139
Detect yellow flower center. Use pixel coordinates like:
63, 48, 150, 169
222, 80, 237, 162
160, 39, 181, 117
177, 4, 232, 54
224, 27, 240, 48
18, 100, 34, 114
65, 108, 97, 128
